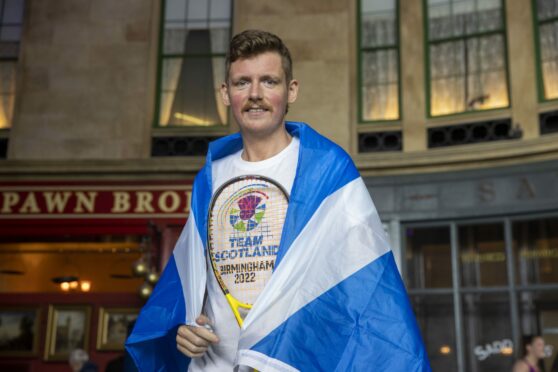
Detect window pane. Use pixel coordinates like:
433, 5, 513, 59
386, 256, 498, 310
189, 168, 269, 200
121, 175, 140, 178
0, 61, 15, 129
540, 21, 558, 99
537, 0, 558, 100
164, 26, 229, 55
430, 35, 508, 116
412, 295, 457, 371
0, 0, 23, 59
0, 25, 20, 41
518, 290, 558, 372
360, 0, 397, 48
405, 226, 452, 288
359, 0, 399, 121
537, 0, 558, 21
459, 223, 507, 287
428, 0, 502, 41
513, 218, 558, 285
463, 293, 514, 372
159, 55, 226, 127
3, 0, 24, 23
0, 0, 23, 130
430, 40, 466, 115
361, 49, 399, 121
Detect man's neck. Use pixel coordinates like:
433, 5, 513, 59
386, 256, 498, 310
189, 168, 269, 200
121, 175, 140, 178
240, 125, 292, 162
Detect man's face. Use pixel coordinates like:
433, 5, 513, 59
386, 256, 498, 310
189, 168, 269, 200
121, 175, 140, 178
221, 51, 298, 138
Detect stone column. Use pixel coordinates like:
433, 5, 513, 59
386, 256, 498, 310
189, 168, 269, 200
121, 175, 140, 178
400, 0, 427, 152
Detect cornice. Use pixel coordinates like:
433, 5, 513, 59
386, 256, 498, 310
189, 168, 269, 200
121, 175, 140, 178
355, 134, 558, 176
0, 157, 205, 180
2, 134, 558, 179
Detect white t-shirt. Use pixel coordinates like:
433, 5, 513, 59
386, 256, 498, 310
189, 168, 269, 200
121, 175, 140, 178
211, 136, 299, 194
188, 136, 299, 372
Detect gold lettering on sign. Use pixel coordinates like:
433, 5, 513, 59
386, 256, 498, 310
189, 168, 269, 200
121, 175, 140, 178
521, 248, 558, 259
517, 178, 536, 199
1, 192, 20, 213
44, 192, 72, 213
135, 192, 155, 213
461, 251, 506, 263
408, 194, 436, 201
74, 191, 98, 213
185, 190, 192, 213
19, 193, 40, 213
112, 192, 131, 212
158, 191, 180, 212
1, 187, 192, 216
478, 182, 495, 203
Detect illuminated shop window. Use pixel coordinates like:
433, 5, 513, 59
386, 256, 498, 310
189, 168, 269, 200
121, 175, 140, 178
412, 295, 458, 371
459, 223, 507, 287
513, 217, 558, 285
406, 226, 452, 289
358, 0, 400, 122
0, 0, 24, 129
462, 293, 513, 371
0, 237, 145, 293
156, 0, 231, 128
405, 216, 558, 372
426, 0, 509, 116
535, 0, 558, 100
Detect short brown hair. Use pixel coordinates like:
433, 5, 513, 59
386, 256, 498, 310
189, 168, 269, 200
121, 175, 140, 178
225, 29, 293, 83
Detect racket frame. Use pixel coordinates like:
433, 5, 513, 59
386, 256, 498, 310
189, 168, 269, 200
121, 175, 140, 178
207, 175, 289, 327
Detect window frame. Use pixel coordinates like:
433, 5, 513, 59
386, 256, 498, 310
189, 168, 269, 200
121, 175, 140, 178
0, 0, 25, 132
532, 0, 558, 103
153, 0, 232, 131
357, 0, 402, 124
423, 0, 512, 119
403, 211, 558, 371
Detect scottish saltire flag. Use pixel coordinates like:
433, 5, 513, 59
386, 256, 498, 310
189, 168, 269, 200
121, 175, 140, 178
126, 122, 430, 371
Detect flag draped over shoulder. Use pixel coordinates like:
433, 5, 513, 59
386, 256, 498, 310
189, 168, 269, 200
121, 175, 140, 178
126, 122, 430, 372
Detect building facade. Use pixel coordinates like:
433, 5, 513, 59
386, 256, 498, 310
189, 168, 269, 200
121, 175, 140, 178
1, 0, 558, 371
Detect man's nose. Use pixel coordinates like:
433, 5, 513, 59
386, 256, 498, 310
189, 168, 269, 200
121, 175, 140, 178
249, 82, 262, 100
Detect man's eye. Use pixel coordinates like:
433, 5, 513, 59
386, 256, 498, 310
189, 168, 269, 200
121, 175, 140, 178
234, 80, 248, 87
264, 79, 278, 87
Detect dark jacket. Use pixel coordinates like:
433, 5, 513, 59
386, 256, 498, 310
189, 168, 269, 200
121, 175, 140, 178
80, 361, 98, 372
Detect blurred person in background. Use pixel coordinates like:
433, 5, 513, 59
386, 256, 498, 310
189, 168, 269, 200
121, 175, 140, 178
513, 335, 546, 372
69, 348, 98, 372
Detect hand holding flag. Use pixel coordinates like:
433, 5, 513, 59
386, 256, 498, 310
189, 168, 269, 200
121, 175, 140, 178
176, 315, 219, 358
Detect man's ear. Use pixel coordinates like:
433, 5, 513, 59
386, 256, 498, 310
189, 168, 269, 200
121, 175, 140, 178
288, 79, 299, 104
220, 83, 231, 106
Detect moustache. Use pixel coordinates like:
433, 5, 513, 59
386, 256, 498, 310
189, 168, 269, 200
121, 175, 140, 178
242, 101, 272, 112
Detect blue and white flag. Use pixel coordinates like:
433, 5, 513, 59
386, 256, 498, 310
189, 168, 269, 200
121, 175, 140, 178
126, 122, 430, 371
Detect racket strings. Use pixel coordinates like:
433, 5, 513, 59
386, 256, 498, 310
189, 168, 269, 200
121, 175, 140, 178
209, 178, 288, 307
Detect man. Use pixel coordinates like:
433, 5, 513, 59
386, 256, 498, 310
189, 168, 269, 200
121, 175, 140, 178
176, 29, 300, 369
126, 30, 429, 371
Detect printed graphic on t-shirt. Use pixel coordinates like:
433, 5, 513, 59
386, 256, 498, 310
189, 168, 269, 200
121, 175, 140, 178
208, 176, 289, 306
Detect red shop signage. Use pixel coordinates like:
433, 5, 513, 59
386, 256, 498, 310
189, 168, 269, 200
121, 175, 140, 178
0, 181, 193, 219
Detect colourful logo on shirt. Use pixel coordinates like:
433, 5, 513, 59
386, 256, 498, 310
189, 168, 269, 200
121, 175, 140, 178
229, 193, 266, 231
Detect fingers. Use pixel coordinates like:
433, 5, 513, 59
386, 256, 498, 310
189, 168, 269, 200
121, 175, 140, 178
176, 316, 220, 358
196, 314, 211, 326
176, 326, 208, 358
194, 315, 220, 343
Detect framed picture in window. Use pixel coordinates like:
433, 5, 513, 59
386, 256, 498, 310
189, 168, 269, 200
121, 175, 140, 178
44, 305, 91, 361
0, 307, 40, 356
96, 307, 139, 351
